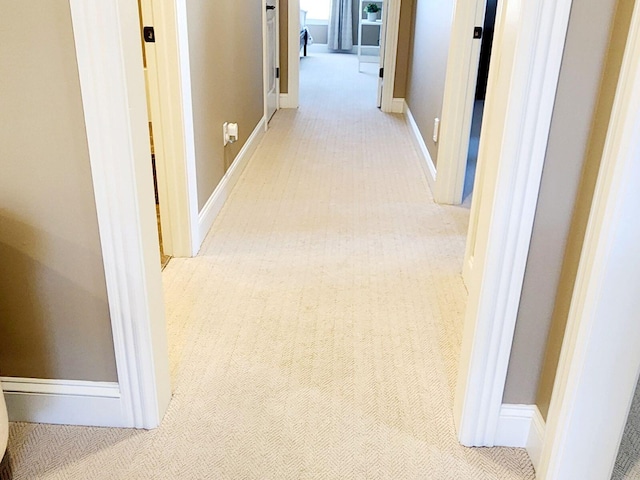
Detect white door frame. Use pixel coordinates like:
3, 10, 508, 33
455, 0, 573, 446
68, 0, 172, 428
263, 0, 281, 126
138, 0, 200, 257
537, 2, 640, 477
285, 0, 401, 112
432, 0, 487, 205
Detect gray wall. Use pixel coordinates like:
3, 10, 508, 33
187, 1, 265, 210
307, 24, 329, 44
405, 0, 455, 166
503, 0, 632, 414
0, 0, 117, 381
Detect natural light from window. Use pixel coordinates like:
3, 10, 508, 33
301, 0, 331, 21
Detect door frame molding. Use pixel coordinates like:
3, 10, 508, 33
263, 0, 281, 126
537, 2, 640, 477
68, 0, 172, 428
433, 0, 487, 205
455, 0, 573, 446
285, 0, 400, 112
379, 0, 401, 112
139, 0, 200, 257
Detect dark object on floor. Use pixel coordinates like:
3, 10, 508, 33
300, 27, 309, 56
0, 452, 12, 480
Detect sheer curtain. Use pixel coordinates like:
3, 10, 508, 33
328, 0, 353, 51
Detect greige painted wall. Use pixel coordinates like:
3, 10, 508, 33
503, 0, 632, 412
0, 0, 117, 381
405, 0, 455, 166
533, 0, 635, 418
280, 1, 289, 93
187, 1, 265, 210
393, 0, 414, 98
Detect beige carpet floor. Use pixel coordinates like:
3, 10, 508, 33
5, 51, 534, 479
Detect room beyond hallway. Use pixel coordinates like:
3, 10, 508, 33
6, 49, 534, 480
299, 46, 380, 108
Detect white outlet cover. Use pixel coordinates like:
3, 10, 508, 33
433, 118, 440, 143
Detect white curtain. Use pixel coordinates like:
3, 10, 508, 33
328, 0, 353, 51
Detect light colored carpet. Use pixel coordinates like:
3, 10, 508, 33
5, 52, 534, 479
612, 380, 640, 479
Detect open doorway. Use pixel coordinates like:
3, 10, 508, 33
298, 0, 387, 107
289, 0, 400, 111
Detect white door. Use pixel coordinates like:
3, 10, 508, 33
377, 0, 388, 107
264, 0, 279, 122
138, 0, 173, 256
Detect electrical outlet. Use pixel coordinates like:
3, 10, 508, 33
223, 122, 239, 146
433, 118, 440, 143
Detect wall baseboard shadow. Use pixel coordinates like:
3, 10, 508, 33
197, 117, 267, 250
496, 404, 545, 471
1, 377, 126, 427
404, 102, 437, 194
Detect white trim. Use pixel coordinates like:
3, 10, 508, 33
263, 0, 280, 125
174, 0, 201, 256
198, 118, 266, 247
1, 377, 120, 398
69, 0, 171, 429
140, 0, 199, 258
495, 404, 537, 448
279, 93, 297, 109
379, 0, 401, 113
434, 0, 486, 205
538, 3, 640, 478
494, 404, 545, 471
391, 97, 405, 113
527, 406, 545, 472
1, 378, 124, 427
405, 102, 436, 194
455, 0, 572, 446
287, 0, 300, 109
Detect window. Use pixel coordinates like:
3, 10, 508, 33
301, 0, 331, 21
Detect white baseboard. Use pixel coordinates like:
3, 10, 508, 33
404, 102, 436, 193
391, 98, 405, 113
527, 405, 545, 471
279, 93, 297, 109
496, 404, 545, 471
1, 377, 127, 427
198, 117, 266, 249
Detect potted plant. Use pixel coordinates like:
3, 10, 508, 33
364, 3, 380, 21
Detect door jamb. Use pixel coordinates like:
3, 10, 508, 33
286, 0, 300, 108
380, 0, 401, 112
140, 0, 200, 257
433, 0, 487, 205
455, 0, 573, 445
537, 2, 640, 477
69, 0, 172, 428
285, 0, 401, 112
263, 0, 281, 127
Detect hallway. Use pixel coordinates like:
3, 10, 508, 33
6, 53, 534, 479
